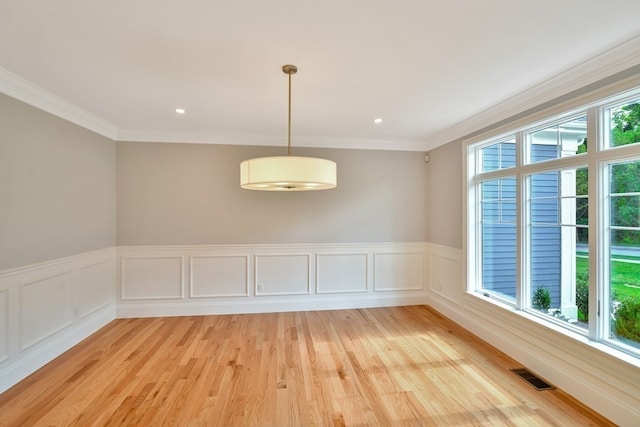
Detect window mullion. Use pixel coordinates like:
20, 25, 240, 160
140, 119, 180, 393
588, 106, 604, 341
467, 145, 481, 294
516, 131, 527, 310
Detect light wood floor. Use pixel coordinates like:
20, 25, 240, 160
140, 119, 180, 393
0, 306, 613, 426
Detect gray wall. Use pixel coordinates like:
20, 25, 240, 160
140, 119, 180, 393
0, 94, 116, 271
117, 142, 428, 245
426, 140, 462, 249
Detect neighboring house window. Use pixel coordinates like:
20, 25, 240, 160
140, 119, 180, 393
466, 89, 640, 359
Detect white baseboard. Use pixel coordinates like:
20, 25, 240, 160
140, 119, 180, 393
0, 304, 114, 394
117, 292, 430, 318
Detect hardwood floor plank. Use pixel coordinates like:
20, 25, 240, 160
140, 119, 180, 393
0, 306, 614, 426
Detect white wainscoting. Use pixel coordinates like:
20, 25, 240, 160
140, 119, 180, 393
427, 243, 463, 306
316, 253, 367, 294
116, 243, 429, 317
21, 271, 74, 351
374, 252, 424, 291
0, 290, 8, 364
121, 256, 184, 300
0, 248, 115, 394
190, 255, 249, 298
425, 242, 640, 426
255, 254, 310, 296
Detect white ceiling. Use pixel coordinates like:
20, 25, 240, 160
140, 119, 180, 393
1, 1, 640, 152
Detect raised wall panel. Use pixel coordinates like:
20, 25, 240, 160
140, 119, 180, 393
373, 252, 423, 291
121, 257, 183, 300
21, 272, 74, 350
0, 290, 8, 362
78, 261, 113, 317
190, 256, 248, 298
429, 247, 462, 304
255, 255, 309, 295
317, 253, 367, 294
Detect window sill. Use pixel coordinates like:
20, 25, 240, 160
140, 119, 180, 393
466, 290, 640, 371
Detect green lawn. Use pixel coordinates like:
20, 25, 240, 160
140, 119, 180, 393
576, 256, 640, 301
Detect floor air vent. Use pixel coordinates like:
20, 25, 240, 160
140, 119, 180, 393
510, 368, 555, 391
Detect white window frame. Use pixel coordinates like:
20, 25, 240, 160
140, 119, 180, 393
464, 81, 640, 360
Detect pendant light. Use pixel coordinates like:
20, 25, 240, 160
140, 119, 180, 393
240, 65, 337, 191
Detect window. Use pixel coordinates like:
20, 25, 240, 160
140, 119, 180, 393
467, 87, 640, 359
527, 167, 588, 329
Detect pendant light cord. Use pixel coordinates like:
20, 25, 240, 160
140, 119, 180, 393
287, 70, 292, 156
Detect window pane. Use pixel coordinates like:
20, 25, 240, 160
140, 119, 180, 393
530, 169, 588, 226
610, 161, 640, 228
528, 168, 588, 329
531, 172, 559, 224
576, 229, 589, 322
609, 230, 640, 349
527, 116, 587, 164
480, 139, 516, 172
608, 160, 640, 351
608, 99, 640, 148
611, 195, 640, 228
481, 177, 516, 301
575, 167, 589, 243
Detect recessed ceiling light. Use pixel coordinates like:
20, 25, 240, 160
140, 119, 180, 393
373, 118, 383, 124
175, 108, 186, 114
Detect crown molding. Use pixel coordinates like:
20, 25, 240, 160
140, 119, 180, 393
0, 67, 119, 139
116, 129, 429, 152
426, 33, 640, 150
0, 66, 427, 152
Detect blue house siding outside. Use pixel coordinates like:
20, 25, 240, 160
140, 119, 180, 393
481, 143, 562, 306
